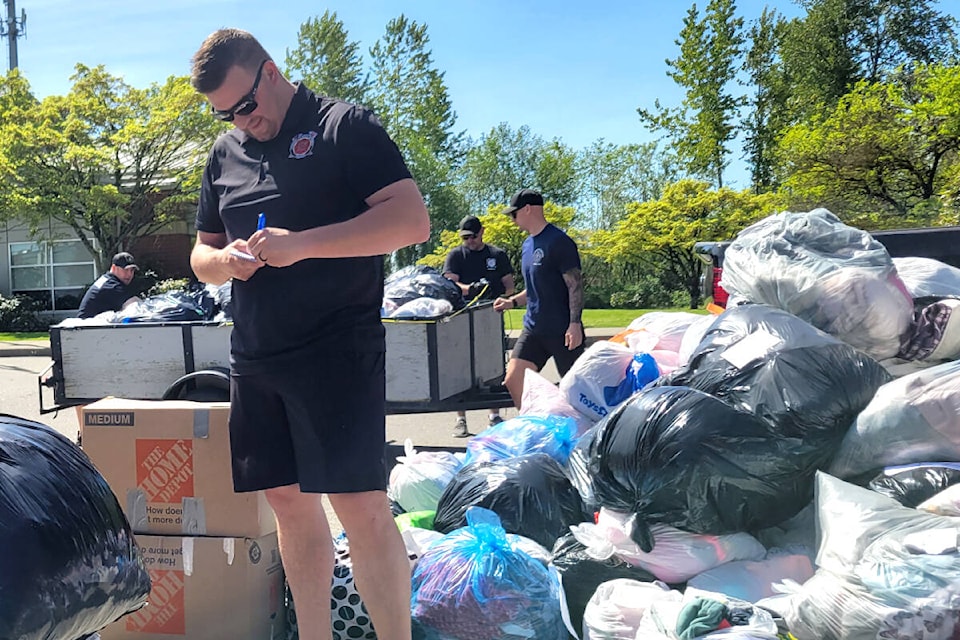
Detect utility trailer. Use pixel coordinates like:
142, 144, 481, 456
39, 302, 513, 415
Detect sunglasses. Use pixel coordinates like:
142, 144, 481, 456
461, 233, 477, 240
211, 60, 267, 122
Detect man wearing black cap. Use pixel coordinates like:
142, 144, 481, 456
442, 214, 515, 436
493, 189, 585, 407
77, 252, 142, 319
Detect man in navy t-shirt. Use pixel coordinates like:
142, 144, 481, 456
493, 189, 585, 407
77, 252, 141, 319
442, 214, 514, 436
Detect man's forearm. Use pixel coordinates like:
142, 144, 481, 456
563, 268, 584, 323
191, 241, 231, 286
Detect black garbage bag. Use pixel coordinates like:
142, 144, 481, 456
549, 533, 658, 637
587, 386, 817, 552
868, 463, 960, 507
114, 289, 216, 323
0, 414, 150, 640
433, 453, 590, 550
383, 265, 465, 310
654, 304, 890, 442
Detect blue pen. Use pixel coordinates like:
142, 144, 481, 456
257, 212, 266, 230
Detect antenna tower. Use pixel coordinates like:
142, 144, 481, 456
1, 0, 27, 71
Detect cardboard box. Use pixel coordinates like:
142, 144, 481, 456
81, 398, 275, 538
101, 533, 285, 640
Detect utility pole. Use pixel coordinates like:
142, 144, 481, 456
1, 0, 26, 71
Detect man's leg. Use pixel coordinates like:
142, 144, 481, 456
504, 356, 539, 407
330, 491, 411, 640
452, 410, 469, 438
264, 485, 334, 640
504, 329, 550, 408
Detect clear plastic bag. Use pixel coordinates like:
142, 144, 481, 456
582, 579, 675, 640
894, 256, 960, 299
389, 297, 454, 319
520, 369, 595, 436
720, 208, 912, 359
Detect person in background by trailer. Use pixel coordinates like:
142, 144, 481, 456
77, 252, 142, 319
442, 214, 515, 437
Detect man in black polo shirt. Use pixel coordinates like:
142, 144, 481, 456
442, 215, 514, 436
189, 29, 429, 640
77, 252, 141, 319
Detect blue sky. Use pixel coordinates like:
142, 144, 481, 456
6, 0, 943, 189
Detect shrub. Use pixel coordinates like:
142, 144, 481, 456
0, 294, 48, 332
146, 277, 191, 298
609, 275, 685, 309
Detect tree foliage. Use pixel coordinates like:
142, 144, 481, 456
368, 15, 465, 267
778, 64, 960, 228
577, 139, 679, 230
0, 66, 223, 271
639, 0, 744, 187
284, 11, 370, 104
781, 0, 958, 122
593, 179, 782, 307
458, 123, 580, 214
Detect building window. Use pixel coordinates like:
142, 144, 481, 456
9, 240, 97, 311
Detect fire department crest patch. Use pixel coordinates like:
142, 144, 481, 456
289, 131, 317, 159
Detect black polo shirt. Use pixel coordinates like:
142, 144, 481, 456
442, 244, 513, 299
78, 273, 132, 318
196, 84, 412, 373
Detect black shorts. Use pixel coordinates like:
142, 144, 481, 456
228, 351, 387, 494
512, 327, 585, 377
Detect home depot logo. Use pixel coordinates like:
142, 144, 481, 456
136, 439, 194, 503
126, 569, 186, 634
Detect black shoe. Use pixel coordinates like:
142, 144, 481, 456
488, 415, 505, 427
452, 418, 470, 438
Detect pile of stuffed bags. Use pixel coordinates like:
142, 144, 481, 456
325, 208, 960, 640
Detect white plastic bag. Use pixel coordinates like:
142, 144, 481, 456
520, 369, 594, 436
387, 439, 463, 513
581, 579, 675, 640
389, 296, 454, 319
918, 484, 960, 516
893, 257, 960, 299
569, 508, 766, 584
687, 552, 814, 604
559, 341, 638, 421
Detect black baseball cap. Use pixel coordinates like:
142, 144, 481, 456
112, 252, 139, 270
502, 189, 544, 217
458, 215, 482, 237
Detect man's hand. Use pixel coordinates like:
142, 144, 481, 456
565, 321, 583, 350
247, 227, 305, 268
223, 239, 263, 281
493, 297, 512, 313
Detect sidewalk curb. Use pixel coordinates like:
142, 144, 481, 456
0, 344, 51, 357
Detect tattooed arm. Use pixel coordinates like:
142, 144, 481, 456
562, 267, 584, 349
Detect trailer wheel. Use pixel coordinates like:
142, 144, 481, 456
162, 367, 230, 402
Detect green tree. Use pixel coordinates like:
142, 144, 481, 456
778, 65, 960, 228
458, 123, 580, 214
780, 0, 958, 122
639, 0, 744, 187
284, 11, 370, 104
741, 8, 790, 192
593, 179, 781, 307
368, 15, 465, 267
0, 66, 223, 272
577, 139, 678, 229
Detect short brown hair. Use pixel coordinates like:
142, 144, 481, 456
190, 28, 271, 93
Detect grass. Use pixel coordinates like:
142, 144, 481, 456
502, 307, 708, 331
0, 307, 710, 341
0, 331, 47, 341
